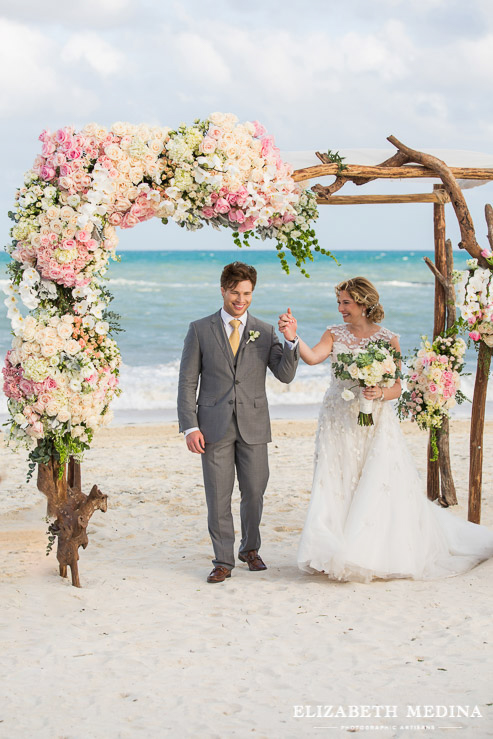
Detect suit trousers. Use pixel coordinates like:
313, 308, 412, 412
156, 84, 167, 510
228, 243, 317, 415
201, 413, 269, 570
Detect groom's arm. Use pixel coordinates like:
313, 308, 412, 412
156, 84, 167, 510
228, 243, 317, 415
267, 325, 299, 384
177, 322, 202, 433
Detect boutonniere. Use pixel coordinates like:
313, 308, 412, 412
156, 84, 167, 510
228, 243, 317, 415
246, 330, 260, 344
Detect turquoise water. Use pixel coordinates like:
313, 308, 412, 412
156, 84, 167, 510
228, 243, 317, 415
0, 249, 484, 417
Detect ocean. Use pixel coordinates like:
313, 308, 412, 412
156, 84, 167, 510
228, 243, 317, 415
0, 249, 489, 423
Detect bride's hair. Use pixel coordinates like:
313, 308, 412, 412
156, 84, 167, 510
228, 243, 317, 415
335, 277, 385, 323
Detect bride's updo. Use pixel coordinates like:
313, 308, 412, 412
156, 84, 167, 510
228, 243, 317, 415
335, 277, 385, 324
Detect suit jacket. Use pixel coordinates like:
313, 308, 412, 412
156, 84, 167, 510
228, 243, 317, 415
177, 310, 299, 444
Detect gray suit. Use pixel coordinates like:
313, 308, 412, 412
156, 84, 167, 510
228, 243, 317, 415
177, 310, 299, 569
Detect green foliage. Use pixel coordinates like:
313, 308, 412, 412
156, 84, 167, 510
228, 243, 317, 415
326, 149, 348, 174
43, 517, 58, 556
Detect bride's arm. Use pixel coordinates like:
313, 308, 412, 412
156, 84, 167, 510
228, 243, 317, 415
297, 330, 334, 366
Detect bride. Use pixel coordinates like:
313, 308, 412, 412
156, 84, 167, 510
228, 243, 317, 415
279, 276, 493, 582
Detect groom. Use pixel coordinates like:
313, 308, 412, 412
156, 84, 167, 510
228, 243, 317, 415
177, 262, 299, 583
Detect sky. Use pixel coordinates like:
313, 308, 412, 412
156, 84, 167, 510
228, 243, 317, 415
1, 0, 493, 253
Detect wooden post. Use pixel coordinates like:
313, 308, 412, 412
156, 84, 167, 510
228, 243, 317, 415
427, 185, 447, 500
469, 343, 492, 523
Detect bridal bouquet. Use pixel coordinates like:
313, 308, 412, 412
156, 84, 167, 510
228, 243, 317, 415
397, 333, 467, 459
333, 340, 401, 426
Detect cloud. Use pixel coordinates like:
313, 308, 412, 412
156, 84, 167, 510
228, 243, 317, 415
0, 18, 59, 117
0, 0, 135, 28
61, 32, 126, 77
173, 32, 232, 86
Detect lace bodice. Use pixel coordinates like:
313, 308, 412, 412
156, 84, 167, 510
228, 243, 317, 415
328, 324, 398, 354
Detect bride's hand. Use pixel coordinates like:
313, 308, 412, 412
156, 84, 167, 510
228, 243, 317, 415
362, 386, 383, 400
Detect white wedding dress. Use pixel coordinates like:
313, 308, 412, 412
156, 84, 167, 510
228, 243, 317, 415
297, 324, 493, 582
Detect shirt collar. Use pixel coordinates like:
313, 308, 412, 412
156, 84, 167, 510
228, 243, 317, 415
221, 308, 248, 326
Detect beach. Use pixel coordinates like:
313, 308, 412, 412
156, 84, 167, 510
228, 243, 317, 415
1, 418, 493, 738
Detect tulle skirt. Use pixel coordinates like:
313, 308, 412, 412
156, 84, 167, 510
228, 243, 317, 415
297, 393, 493, 583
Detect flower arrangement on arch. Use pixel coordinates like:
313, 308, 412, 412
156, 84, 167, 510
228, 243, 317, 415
396, 333, 467, 460
3, 113, 328, 476
332, 340, 401, 426
453, 260, 493, 347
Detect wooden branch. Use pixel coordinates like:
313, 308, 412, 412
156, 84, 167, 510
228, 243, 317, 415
316, 192, 451, 205
469, 342, 492, 523
486, 204, 493, 250
292, 163, 493, 183
423, 257, 447, 287
312, 178, 348, 198
54, 484, 108, 587
311, 151, 411, 197
38, 457, 107, 587
445, 239, 456, 329
387, 136, 487, 265
437, 417, 457, 506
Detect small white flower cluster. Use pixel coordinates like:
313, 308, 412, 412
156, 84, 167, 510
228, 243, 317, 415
455, 266, 493, 345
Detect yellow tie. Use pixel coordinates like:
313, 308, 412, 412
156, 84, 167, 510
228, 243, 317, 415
229, 319, 241, 356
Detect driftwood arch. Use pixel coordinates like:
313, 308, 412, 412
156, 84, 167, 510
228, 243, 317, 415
292, 136, 493, 524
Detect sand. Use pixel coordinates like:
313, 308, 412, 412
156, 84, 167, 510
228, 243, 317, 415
1, 419, 493, 738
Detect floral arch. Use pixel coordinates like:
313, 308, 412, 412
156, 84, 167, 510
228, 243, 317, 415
3, 113, 328, 478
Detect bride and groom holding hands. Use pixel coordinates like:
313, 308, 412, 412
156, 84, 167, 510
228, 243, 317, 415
178, 261, 493, 584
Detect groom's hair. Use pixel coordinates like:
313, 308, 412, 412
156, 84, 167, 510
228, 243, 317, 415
220, 262, 257, 290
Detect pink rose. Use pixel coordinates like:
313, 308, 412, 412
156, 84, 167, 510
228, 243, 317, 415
44, 378, 57, 391
108, 212, 123, 226
76, 230, 90, 243
121, 213, 140, 229
61, 239, 77, 250
226, 193, 238, 206
27, 421, 44, 439
38, 129, 51, 142
428, 383, 438, 393
59, 164, 73, 177
252, 121, 266, 138
238, 216, 255, 233
234, 209, 246, 224
42, 140, 56, 156
469, 330, 481, 341
86, 239, 98, 251
260, 135, 275, 157
19, 379, 35, 396
207, 126, 222, 140
201, 207, 215, 219
55, 129, 69, 144
68, 148, 82, 160
199, 137, 217, 154
215, 198, 230, 214
41, 166, 56, 181
130, 203, 146, 219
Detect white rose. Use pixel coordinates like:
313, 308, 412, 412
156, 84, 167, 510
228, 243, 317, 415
95, 321, 109, 335
65, 339, 81, 355
341, 389, 355, 402
57, 322, 73, 340
57, 409, 71, 423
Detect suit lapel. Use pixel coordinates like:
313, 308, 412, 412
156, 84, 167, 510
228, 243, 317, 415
210, 311, 234, 372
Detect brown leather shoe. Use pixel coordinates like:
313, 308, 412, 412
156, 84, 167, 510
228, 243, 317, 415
238, 550, 267, 571
207, 565, 232, 583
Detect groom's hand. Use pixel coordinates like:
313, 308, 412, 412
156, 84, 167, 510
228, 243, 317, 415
278, 307, 297, 341
186, 429, 206, 454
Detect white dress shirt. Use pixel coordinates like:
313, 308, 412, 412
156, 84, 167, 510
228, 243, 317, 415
184, 309, 297, 436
